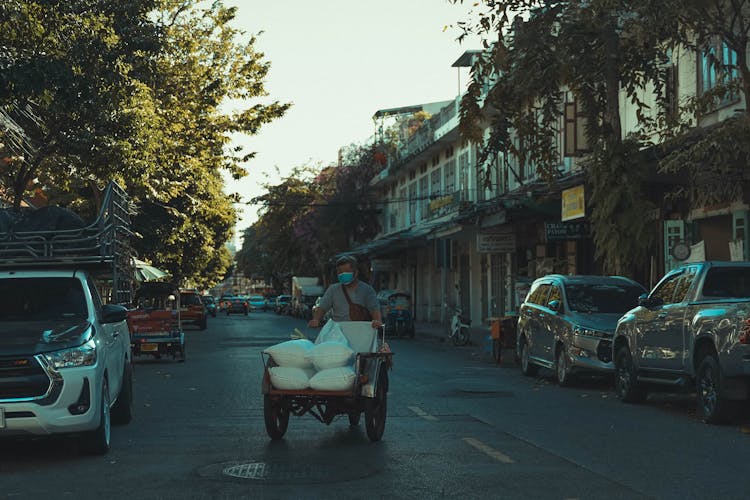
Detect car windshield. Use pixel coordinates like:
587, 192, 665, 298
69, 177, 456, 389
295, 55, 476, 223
250, 296, 264, 302
0, 277, 88, 321
565, 283, 644, 314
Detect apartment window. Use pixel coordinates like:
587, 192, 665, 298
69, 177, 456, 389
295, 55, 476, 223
444, 158, 456, 194
445, 146, 454, 158
419, 175, 428, 221
409, 170, 416, 181
431, 168, 441, 197
564, 99, 589, 157
698, 40, 739, 106
399, 186, 407, 228
432, 154, 440, 166
408, 182, 417, 225
458, 152, 469, 201
662, 64, 679, 118
420, 163, 427, 174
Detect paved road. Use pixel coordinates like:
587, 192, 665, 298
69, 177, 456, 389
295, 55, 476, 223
2, 311, 750, 499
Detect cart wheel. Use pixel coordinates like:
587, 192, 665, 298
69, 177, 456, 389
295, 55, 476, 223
365, 369, 388, 442
348, 412, 361, 426
264, 395, 289, 440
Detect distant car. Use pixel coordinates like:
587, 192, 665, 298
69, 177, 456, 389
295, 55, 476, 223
275, 295, 291, 314
180, 289, 207, 330
201, 295, 217, 317
516, 274, 647, 386
226, 296, 249, 316
218, 295, 234, 312
249, 295, 266, 311
264, 295, 277, 310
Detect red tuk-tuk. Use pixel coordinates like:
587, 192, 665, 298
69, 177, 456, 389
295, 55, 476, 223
127, 281, 186, 361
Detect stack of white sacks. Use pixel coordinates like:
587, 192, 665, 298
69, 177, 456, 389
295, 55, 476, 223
264, 321, 357, 391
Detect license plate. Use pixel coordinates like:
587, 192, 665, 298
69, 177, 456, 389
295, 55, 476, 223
0, 408, 5, 429
141, 343, 159, 352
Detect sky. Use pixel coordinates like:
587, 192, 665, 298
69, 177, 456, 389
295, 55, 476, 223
223, 0, 481, 237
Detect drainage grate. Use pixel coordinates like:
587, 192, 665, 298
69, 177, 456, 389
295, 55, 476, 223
209, 460, 380, 484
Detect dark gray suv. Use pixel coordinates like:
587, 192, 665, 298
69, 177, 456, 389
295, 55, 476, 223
516, 275, 646, 386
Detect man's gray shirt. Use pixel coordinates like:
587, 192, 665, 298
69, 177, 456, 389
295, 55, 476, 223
319, 280, 379, 322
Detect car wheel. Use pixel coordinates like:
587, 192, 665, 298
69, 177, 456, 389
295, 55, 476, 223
696, 353, 734, 424
111, 362, 133, 425
555, 345, 574, 387
81, 379, 111, 454
520, 337, 539, 376
615, 347, 647, 403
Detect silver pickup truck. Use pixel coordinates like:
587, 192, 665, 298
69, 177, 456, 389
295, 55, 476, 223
0, 182, 134, 453
613, 261, 750, 423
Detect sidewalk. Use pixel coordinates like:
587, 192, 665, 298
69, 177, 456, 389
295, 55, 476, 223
412, 320, 488, 345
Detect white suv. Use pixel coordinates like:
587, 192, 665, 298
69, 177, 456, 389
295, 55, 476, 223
0, 270, 133, 454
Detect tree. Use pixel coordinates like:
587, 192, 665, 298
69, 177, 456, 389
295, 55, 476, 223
452, 1, 679, 274
0, 1, 289, 288
658, 0, 750, 207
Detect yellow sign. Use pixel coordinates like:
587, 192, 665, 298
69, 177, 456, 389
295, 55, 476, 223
429, 194, 455, 213
561, 185, 585, 221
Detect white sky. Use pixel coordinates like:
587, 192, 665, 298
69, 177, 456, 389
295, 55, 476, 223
223, 0, 481, 235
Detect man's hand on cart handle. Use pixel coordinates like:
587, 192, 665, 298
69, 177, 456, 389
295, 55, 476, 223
372, 319, 383, 329
308, 318, 321, 328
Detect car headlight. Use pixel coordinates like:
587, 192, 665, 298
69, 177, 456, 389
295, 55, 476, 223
43, 338, 97, 369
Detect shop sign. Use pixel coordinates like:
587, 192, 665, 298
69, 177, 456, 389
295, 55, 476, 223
545, 221, 590, 241
370, 259, 400, 271
429, 193, 456, 214
477, 231, 516, 253
561, 185, 585, 221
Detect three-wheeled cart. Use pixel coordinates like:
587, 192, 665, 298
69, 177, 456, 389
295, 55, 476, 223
261, 322, 392, 442
127, 281, 186, 361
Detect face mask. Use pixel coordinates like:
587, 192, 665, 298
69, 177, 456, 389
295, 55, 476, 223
338, 272, 354, 285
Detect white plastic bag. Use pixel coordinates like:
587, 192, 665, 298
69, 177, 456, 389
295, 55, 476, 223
315, 320, 348, 345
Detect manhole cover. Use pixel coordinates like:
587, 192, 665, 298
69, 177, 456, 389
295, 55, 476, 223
201, 459, 380, 484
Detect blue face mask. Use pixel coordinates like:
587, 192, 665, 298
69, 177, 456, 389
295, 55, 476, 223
338, 272, 354, 285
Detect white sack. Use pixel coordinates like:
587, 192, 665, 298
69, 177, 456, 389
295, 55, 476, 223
309, 366, 356, 391
306, 341, 354, 371
264, 339, 314, 368
269, 366, 315, 390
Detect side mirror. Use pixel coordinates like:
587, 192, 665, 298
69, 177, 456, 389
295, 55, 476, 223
101, 304, 128, 324
547, 300, 561, 312
638, 294, 663, 308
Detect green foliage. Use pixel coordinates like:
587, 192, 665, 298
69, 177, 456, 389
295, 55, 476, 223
237, 144, 385, 289
0, 1, 288, 289
450, 1, 688, 273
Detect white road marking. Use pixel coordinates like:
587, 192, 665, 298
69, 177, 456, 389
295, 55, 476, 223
462, 437, 515, 464
407, 406, 438, 421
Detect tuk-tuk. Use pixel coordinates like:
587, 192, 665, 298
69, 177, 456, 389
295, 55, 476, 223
377, 289, 414, 338
127, 281, 186, 361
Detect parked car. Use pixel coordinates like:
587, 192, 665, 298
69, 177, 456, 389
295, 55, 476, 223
179, 289, 207, 330
264, 295, 277, 310
613, 261, 750, 423
249, 295, 267, 311
517, 274, 646, 386
218, 295, 234, 312
275, 294, 291, 314
201, 295, 217, 317
226, 296, 249, 316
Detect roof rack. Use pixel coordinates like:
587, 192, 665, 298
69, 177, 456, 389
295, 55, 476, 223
0, 182, 134, 304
